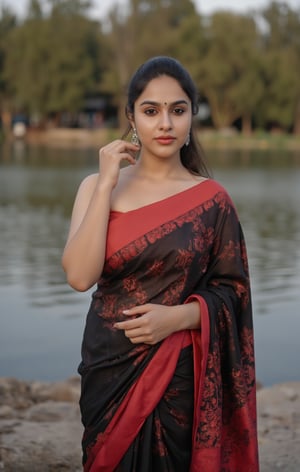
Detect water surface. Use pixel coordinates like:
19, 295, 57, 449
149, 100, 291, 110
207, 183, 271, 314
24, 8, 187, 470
0, 143, 299, 386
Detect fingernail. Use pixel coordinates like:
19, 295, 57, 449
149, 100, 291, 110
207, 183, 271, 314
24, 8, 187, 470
123, 310, 129, 314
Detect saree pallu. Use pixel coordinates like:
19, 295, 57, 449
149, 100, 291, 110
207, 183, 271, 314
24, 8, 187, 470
78, 179, 259, 471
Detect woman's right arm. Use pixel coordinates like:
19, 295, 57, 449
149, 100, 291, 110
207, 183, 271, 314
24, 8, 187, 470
61, 174, 113, 291
61, 140, 139, 292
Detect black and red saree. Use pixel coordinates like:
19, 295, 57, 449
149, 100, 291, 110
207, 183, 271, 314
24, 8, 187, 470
78, 179, 259, 471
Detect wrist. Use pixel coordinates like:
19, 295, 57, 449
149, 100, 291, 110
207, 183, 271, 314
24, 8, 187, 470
96, 177, 115, 193
173, 302, 201, 331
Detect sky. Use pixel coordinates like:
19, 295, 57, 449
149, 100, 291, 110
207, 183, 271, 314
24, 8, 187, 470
4, 0, 300, 19
88, 0, 300, 18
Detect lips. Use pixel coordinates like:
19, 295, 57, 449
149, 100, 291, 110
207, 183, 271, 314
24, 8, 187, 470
155, 136, 176, 145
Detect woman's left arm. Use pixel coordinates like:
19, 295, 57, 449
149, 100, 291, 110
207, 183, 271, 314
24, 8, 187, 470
113, 301, 201, 345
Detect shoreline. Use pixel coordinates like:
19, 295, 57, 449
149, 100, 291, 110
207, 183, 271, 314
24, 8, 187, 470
0, 376, 299, 471
5, 127, 300, 152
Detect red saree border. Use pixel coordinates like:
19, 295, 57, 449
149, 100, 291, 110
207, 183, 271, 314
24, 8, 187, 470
86, 330, 193, 472
187, 295, 212, 470
85, 296, 210, 471
106, 179, 225, 260
188, 296, 259, 471
184, 295, 211, 469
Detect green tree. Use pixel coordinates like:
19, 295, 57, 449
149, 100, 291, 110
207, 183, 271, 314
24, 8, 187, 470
0, 5, 17, 133
99, 0, 204, 128
257, 1, 300, 133
45, 0, 102, 115
4, 0, 104, 122
47, 0, 92, 16
195, 11, 264, 133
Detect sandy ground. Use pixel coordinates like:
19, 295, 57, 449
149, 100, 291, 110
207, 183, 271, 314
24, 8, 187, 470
0, 377, 300, 471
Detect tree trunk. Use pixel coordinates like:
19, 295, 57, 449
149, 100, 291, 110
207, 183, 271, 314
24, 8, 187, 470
242, 114, 252, 135
1, 108, 12, 137
293, 98, 300, 135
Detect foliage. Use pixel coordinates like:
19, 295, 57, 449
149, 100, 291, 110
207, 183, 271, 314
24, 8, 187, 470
0, 6, 17, 99
0, 0, 299, 133
4, 0, 103, 119
194, 12, 265, 132
99, 0, 202, 128
257, 1, 300, 132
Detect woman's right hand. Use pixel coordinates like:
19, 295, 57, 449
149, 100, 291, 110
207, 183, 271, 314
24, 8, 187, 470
98, 139, 140, 189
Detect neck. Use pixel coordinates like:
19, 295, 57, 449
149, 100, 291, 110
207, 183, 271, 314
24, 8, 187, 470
134, 153, 186, 181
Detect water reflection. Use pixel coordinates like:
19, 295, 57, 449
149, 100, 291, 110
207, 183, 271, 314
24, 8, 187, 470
213, 166, 300, 311
0, 143, 299, 385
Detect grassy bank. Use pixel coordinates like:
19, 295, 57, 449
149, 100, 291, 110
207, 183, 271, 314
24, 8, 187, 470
15, 127, 300, 153
200, 130, 300, 152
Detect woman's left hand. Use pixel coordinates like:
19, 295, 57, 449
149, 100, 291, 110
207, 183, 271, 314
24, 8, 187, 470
113, 302, 200, 345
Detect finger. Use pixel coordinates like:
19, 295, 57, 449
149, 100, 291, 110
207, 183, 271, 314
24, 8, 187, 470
124, 328, 143, 339
125, 142, 141, 152
128, 335, 156, 345
100, 145, 138, 167
99, 140, 139, 158
114, 318, 143, 330
114, 324, 148, 341
107, 140, 140, 154
120, 152, 136, 166
123, 305, 152, 316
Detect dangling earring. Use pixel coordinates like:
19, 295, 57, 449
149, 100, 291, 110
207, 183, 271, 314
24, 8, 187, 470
185, 133, 190, 147
131, 127, 140, 146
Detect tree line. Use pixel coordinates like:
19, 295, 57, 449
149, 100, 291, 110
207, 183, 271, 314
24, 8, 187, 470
0, 0, 299, 135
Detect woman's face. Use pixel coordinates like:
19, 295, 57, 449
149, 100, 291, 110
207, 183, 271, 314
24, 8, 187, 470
131, 75, 192, 160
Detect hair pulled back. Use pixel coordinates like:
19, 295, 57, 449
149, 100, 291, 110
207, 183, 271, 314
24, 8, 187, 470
124, 56, 210, 177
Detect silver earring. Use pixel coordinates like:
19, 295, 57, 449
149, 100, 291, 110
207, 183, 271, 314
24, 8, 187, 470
131, 127, 140, 146
185, 133, 190, 147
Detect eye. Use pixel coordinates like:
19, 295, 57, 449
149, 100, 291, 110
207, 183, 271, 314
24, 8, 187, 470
173, 107, 186, 115
144, 108, 157, 116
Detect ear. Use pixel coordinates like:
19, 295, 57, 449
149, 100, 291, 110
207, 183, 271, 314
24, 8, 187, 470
128, 117, 135, 130
126, 108, 135, 129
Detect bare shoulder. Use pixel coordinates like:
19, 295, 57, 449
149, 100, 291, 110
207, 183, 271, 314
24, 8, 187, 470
79, 173, 99, 190
71, 173, 100, 210
75, 173, 99, 197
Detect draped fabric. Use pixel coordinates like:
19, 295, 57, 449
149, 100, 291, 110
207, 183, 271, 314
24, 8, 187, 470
78, 179, 259, 471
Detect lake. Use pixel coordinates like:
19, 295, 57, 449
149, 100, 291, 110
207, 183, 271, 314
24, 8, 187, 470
0, 141, 299, 387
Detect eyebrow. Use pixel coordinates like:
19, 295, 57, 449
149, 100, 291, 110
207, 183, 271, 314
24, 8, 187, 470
139, 99, 189, 107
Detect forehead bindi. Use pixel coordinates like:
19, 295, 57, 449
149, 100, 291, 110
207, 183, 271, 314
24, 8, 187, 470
137, 76, 190, 107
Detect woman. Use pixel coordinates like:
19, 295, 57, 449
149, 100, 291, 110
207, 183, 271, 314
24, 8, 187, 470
62, 56, 259, 471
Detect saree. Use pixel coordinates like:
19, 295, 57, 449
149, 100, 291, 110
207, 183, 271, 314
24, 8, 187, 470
78, 179, 259, 471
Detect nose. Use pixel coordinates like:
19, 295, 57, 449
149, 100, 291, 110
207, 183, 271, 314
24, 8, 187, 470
159, 110, 172, 130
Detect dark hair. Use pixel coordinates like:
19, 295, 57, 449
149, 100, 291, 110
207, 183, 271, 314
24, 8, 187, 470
124, 56, 210, 177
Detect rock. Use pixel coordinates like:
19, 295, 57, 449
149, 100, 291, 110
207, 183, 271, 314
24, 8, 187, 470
30, 377, 80, 404
257, 382, 300, 472
0, 406, 15, 420
24, 401, 79, 422
0, 377, 300, 471
0, 377, 82, 471
0, 417, 82, 471
0, 378, 33, 410
279, 385, 298, 402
